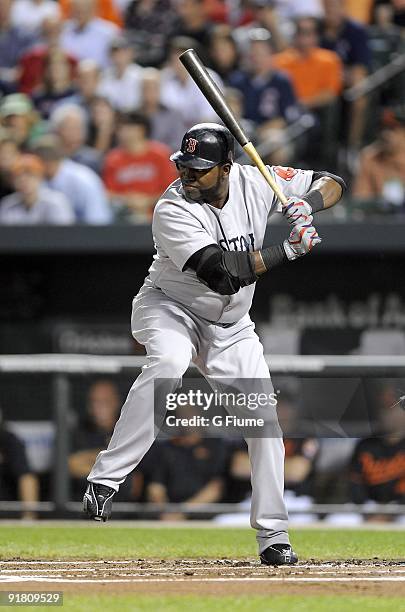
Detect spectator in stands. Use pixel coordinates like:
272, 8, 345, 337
320, 0, 371, 150
98, 35, 143, 112
349, 385, 405, 514
284, 438, 319, 496
172, 0, 214, 64
69, 380, 121, 498
124, 0, 178, 67
18, 16, 78, 96
369, 3, 404, 72
0, 94, 46, 149
50, 104, 102, 174
275, 392, 319, 498
87, 95, 117, 154
32, 51, 78, 119
273, 15, 343, 167
34, 135, 112, 224
0, 136, 20, 200
368, 3, 405, 111
229, 28, 300, 164
351, 107, 405, 212
60, 0, 123, 28
0, 407, 40, 520
0, 153, 74, 225
11, 0, 61, 35
69, 379, 153, 502
161, 37, 224, 128
352, 107, 405, 213
229, 29, 300, 127
103, 112, 176, 222
147, 406, 227, 520
66, 60, 102, 115
138, 68, 186, 152
321, 0, 371, 74
232, 0, 289, 57
223, 435, 318, 511
390, 0, 405, 28
61, 0, 121, 69
273, 17, 343, 111
208, 26, 240, 82
0, 0, 37, 91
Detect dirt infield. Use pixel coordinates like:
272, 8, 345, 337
1, 559, 404, 597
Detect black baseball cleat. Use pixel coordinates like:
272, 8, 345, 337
260, 543, 298, 566
83, 482, 116, 522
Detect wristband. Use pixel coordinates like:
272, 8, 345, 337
304, 190, 324, 213
260, 244, 289, 271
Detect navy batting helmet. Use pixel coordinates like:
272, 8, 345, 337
170, 123, 234, 170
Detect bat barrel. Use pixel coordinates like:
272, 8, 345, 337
179, 49, 249, 147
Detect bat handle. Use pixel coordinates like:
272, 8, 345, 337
243, 142, 288, 207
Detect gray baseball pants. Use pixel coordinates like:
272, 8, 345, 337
88, 284, 289, 552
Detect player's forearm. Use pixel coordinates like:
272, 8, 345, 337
69, 450, 100, 477
184, 479, 223, 504
284, 457, 312, 484
252, 247, 285, 276
147, 482, 168, 503
307, 176, 344, 211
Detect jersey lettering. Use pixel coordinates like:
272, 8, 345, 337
219, 233, 256, 253
228, 237, 239, 251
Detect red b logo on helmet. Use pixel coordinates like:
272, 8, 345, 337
185, 138, 198, 153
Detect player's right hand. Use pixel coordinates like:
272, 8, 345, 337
283, 222, 321, 260
282, 196, 313, 227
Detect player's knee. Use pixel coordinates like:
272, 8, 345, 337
155, 352, 191, 378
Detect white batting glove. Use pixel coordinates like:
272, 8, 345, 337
283, 222, 322, 260
282, 196, 313, 226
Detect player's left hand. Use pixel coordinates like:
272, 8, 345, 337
283, 221, 322, 260
282, 196, 313, 226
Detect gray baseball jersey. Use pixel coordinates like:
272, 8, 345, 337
148, 163, 314, 323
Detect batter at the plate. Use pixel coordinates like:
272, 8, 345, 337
84, 123, 345, 565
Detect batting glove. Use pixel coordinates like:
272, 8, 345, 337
282, 196, 313, 227
283, 222, 321, 260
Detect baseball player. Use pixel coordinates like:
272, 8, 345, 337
84, 123, 345, 565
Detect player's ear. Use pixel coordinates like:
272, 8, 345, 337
221, 163, 231, 177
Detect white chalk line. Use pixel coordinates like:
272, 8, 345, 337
1, 568, 404, 575
1, 576, 405, 584
1, 560, 127, 565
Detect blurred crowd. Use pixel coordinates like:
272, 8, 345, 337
1, 379, 404, 522
0, 0, 404, 224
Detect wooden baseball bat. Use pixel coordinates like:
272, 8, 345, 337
179, 48, 288, 206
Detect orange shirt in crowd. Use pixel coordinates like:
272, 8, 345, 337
273, 48, 343, 105
59, 0, 123, 27
343, 0, 375, 24
103, 143, 177, 197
